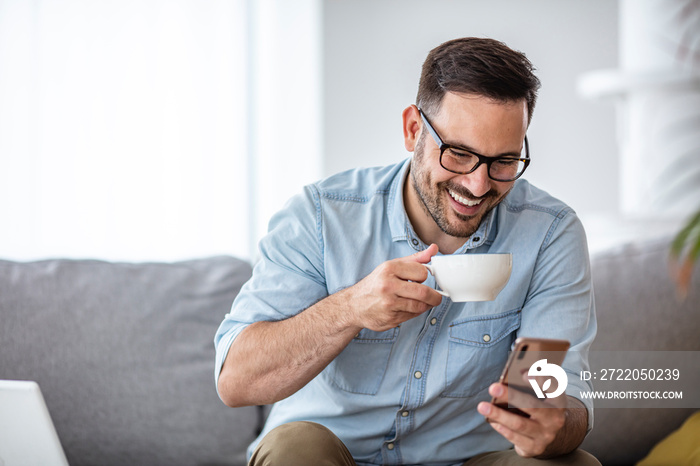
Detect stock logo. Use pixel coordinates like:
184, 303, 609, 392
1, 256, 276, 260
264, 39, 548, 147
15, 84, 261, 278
528, 359, 568, 399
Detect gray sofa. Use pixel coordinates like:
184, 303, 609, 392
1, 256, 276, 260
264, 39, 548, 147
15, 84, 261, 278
0, 256, 257, 466
1, 235, 698, 465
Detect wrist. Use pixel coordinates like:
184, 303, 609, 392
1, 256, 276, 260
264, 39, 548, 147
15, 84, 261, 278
315, 287, 364, 338
537, 398, 588, 458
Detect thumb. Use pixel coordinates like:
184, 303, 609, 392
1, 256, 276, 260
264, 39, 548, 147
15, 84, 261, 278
410, 243, 439, 264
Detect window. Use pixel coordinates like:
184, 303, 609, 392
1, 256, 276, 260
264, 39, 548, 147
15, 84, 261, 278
0, 0, 250, 261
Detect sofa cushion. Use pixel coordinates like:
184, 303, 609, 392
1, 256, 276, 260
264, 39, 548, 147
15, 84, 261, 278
587, 236, 700, 352
0, 256, 256, 466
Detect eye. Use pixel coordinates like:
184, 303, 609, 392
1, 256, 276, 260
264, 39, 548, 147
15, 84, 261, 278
445, 147, 476, 159
495, 158, 520, 166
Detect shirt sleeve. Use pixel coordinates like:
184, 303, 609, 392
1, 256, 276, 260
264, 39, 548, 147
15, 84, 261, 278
517, 209, 598, 432
214, 184, 328, 386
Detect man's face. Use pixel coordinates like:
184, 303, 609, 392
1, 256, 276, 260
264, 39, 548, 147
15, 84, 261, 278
407, 92, 528, 240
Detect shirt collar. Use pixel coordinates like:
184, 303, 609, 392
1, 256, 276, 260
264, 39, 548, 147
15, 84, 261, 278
387, 158, 498, 253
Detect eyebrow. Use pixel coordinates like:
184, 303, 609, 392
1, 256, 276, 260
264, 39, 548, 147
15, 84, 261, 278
443, 139, 524, 159
420, 108, 525, 158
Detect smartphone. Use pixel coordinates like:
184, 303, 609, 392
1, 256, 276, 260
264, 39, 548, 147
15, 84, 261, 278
491, 337, 570, 417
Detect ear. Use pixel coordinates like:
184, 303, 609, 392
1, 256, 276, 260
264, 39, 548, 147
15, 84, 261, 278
402, 105, 422, 152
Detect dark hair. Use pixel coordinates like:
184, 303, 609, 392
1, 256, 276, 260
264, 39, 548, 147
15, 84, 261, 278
417, 37, 541, 123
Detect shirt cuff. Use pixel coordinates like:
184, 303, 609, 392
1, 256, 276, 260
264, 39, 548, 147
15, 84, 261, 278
214, 323, 249, 395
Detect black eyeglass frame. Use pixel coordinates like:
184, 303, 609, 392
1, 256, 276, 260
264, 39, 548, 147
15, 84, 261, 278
418, 108, 531, 182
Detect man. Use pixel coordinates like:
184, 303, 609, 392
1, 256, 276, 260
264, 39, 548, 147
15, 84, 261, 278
215, 37, 598, 466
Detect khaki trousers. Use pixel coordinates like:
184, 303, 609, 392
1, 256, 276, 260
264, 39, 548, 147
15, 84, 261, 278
248, 421, 601, 466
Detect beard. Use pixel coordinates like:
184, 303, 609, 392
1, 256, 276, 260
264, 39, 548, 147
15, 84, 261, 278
410, 133, 508, 238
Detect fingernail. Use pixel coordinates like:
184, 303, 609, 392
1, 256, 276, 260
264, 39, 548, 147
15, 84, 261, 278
490, 384, 504, 396
478, 402, 491, 415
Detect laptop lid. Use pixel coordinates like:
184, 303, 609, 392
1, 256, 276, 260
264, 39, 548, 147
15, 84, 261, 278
0, 380, 69, 466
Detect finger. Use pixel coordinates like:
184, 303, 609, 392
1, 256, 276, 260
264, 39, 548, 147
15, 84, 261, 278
477, 400, 540, 451
491, 382, 563, 417
479, 386, 565, 458
478, 397, 535, 437
390, 260, 432, 283
477, 401, 549, 457
488, 420, 541, 458
406, 243, 439, 264
376, 309, 425, 329
395, 280, 444, 307
385, 244, 439, 282
393, 297, 434, 316
495, 383, 547, 414
486, 384, 566, 441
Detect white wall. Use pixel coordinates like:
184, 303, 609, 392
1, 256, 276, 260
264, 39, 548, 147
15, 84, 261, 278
322, 0, 619, 219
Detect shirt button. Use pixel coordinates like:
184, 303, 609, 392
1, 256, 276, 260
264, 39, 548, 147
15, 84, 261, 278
387, 443, 395, 450
414, 371, 423, 379
411, 238, 419, 246
483, 334, 491, 342
430, 317, 437, 325
473, 236, 481, 242
401, 411, 409, 417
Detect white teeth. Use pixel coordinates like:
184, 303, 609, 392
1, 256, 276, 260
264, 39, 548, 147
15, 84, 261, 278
449, 189, 482, 207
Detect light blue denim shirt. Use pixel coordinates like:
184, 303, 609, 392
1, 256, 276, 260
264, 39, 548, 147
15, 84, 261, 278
215, 158, 596, 466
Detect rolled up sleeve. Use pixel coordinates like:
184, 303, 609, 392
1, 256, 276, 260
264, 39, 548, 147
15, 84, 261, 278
214, 184, 328, 386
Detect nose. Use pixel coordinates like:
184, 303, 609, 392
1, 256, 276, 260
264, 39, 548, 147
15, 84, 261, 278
457, 163, 492, 198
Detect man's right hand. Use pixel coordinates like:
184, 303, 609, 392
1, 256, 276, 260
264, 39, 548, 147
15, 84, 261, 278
217, 244, 443, 407
339, 243, 444, 332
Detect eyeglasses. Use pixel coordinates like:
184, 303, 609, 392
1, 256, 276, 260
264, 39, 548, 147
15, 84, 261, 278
418, 108, 530, 182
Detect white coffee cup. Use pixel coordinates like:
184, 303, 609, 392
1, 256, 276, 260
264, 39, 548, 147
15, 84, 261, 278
424, 253, 512, 302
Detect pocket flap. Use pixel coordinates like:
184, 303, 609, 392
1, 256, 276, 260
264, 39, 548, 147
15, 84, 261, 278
353, 327, 398, 343
449, 308, 521, 347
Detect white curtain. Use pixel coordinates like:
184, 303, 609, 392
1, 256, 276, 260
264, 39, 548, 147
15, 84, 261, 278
0, 0, 250, 261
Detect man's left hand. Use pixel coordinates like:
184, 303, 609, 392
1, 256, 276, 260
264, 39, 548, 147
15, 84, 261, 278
477, 382, 567, 457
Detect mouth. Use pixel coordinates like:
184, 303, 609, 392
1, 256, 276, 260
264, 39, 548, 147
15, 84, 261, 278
448, 189, 483, 208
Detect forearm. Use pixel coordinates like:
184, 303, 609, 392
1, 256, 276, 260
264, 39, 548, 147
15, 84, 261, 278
537, 396, 588, 458
217, 289, 361, 407
217, 246, 441, 408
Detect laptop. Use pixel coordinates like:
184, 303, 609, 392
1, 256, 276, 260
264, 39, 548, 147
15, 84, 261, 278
0, 380, 70, 466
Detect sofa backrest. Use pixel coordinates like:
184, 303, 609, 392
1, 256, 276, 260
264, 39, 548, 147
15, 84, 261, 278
3, 236, 698, 466
0, 256, 256, 466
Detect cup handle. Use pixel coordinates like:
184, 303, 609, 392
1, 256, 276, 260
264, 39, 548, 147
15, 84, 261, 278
423, 264, 449, 297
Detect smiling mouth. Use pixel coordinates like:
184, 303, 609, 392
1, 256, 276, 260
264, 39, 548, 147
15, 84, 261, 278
448, 189, 483, 207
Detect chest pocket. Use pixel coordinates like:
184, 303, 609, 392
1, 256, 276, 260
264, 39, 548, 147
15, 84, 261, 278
442, 308, 521, 398
325, 327, 399, 395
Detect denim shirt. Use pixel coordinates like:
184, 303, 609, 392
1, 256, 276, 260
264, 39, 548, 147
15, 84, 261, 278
215, 158, 596, 466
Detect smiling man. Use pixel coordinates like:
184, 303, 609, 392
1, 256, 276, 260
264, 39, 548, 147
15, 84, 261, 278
215, 37, 599, 466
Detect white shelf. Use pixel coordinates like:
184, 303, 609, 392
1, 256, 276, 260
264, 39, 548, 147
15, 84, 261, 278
577, 69, 700, 99
580, 213, 685, 257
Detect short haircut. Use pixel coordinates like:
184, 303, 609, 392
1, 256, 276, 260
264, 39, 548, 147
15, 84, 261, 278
417, 37, 541, 123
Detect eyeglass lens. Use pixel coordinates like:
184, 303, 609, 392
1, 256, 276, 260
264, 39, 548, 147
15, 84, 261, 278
441, 148, 527, 181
